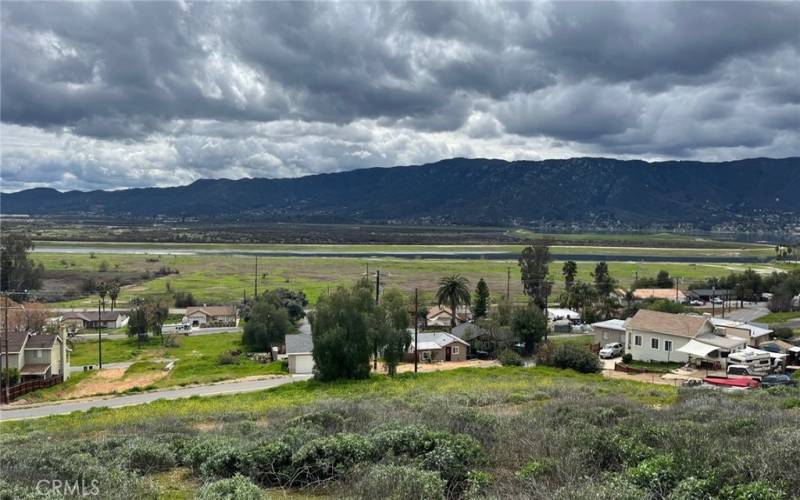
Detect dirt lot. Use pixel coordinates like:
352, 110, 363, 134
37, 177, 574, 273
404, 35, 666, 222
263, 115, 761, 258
376, 359, 500, 374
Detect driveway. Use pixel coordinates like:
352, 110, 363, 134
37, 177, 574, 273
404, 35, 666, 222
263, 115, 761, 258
0, 375, 311, 421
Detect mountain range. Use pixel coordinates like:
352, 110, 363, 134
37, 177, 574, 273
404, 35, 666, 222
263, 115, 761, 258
2, 157, 799, 227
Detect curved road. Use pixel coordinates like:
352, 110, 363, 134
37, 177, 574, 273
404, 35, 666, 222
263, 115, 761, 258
0, 374, 311, 421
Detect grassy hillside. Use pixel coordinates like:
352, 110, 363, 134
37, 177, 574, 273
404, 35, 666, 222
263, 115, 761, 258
2, 367, 798, 499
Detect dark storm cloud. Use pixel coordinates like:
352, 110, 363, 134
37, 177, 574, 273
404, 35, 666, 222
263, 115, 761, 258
1, 1, 798, 191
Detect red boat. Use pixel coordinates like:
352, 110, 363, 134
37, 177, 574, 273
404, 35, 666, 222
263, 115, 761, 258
703, 376, 760, 389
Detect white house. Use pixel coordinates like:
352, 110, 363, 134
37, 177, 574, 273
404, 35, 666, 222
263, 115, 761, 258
183, 306, 237, 327
547, 308, 581, 324
0, 331, 71, 381
626, 309, 715, 363
285, 333, 314, 374
709, 318, 772, 347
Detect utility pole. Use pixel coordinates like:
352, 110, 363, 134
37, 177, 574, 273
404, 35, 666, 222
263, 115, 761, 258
2, 294, 9, 402
711, 286, 716, 317
506, 266, 511, 303
254, 256, 259, 299
98, 299, 103, 369
375, 270, 380, 305
675, 277, 680, 302
414, 288, 419, 374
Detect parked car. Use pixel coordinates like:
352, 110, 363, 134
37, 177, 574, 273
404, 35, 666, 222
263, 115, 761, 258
689, 300, 704, 306
467, 350, 490, 361
727, 364, 760, 378
599, 342, 624, 359
711, 298, 723, 304
760, 374, 797, 388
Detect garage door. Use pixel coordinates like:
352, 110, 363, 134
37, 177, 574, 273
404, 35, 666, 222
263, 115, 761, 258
291, 354, 315, 374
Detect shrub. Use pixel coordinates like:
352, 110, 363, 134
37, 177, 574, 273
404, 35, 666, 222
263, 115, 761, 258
200, 444, 248, 479
356, 464, 445, 500
243, 441, 293, 486
626, 454, 678, 496
420, 434, 485, 485
550, 344, 600, 373
465, 470, 493, 499
195, 474, 263, 500
163, 335, 181, 348
516, 459, 557, 480
498, 349, 523, 366
123, 438, 176, 474
772, 327, 794, 340
218, 351, 240, 365
370, 425, 446, 458
718, 481, 787, 500
174, 292, 197, 308
534, 341, 555, 365
668, 476, 714, 500
622, 353, 633, 364
180, 436, 241, 472
291, 434, 375, 484
7, 368, 20, 385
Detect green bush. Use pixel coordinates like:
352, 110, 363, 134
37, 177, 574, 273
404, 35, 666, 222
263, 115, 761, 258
622, 353, 633, 364
550, 344, 600, 373
370, 425, 445, 458
516, 458, 557, 480
7, 368, 20, 385
123, 438, 176, 474
420, 434, 485, 484
356, 464, 445, 500
626, 454, 678, 496
218, 351, 240, 365
200, 444, 248, 479
243, 441, 293, 486
772, 327, 793, 340
718, 481, 787, 500
195, 474, 263, 500
498, 349, 523, 366
163, 335, 181, 348
668, 476, 714, 500
291, 434, 375, 484
180, 436, 241, 472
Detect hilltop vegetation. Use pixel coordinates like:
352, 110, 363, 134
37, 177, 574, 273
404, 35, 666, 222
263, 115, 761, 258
3, 157, 799, 228
2, 367, 798, 499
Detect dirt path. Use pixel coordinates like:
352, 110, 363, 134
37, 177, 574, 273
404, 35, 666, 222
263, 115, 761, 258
375, 359, 499, 374
66, 368, 169, 398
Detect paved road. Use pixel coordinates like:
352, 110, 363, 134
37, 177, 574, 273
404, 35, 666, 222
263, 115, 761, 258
0, 375, 311, 421
723, 303, 770, 322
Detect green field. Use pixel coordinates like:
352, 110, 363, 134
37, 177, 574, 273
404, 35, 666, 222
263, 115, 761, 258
34, 249, 787, 308
2, 366, 798, 499
754, 311, 800, 325
26, 332, 287, 402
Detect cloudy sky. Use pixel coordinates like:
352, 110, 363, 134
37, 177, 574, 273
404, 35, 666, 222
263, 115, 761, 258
1, 1, 798, 192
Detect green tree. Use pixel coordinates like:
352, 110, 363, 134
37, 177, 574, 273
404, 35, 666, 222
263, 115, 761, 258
473, 278, 490, 319
243, 298, 292, 352
655, 270, 674, 288
97, 281, 109, 311
519, 241, 551, 309
376, 288, 411, 376
558, 281, 596, 312
108, 281, 121, 310
127, 302, 148, 347
562, 261, 577, 290
511, 305, 548, 355
0, 232, 44, 293
312, 282, 374, 381
435, 274, 471, 328
592, 261, 616, 297
144, 298, 169, 343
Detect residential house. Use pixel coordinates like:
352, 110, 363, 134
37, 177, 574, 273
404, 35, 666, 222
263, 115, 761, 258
451, 322, 491, 352
591, 319, 626, 345
709, 318, 772, 347
631, 288, 687, 303
285, 333, 314, 374
547, 308, 581, 324
408, 332, 469, 362
0, 332, 70, 381
686, 288, 734, 302
425, 306, 471, 328
60, 310, 129, 331
183, 306, 238, 327
626, 309, 715, 363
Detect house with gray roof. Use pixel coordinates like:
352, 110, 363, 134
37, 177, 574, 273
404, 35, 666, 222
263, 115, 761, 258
0, 332, 71, 381
408, 332, 469, 363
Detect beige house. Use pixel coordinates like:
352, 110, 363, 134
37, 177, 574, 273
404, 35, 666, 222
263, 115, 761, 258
426, 306, 471, 327
60, 310, 129, 331
184, 306, 238, 327
592, 319, 626, 345
408, 332, 469, 362
0, 331, 71, 381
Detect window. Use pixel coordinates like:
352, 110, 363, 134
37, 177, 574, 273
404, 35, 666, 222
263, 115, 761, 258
452, 346, 460, 355
634, 335, 642, 346
664, 340, 673, 352
35, 350, 43, 359
651, 338, 659, 350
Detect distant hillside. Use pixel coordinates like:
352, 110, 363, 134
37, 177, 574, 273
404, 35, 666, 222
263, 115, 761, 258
2, 157, 799, 227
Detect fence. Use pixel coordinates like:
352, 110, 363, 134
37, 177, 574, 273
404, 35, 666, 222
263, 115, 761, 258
0, 375, 63, 404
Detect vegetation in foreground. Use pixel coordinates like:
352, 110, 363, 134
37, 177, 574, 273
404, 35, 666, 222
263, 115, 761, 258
2, 366, 798, 499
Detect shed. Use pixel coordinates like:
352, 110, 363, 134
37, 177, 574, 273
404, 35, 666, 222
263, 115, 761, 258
285, 333, 314, 374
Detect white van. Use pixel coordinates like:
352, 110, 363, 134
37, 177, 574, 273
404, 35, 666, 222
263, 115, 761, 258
727, 349, 772, 375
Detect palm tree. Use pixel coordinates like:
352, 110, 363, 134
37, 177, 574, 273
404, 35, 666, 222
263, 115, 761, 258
97, 281, 108, 311
562, 261, 577, 289
108, 281, 121, 310
436, 274, 471, 328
